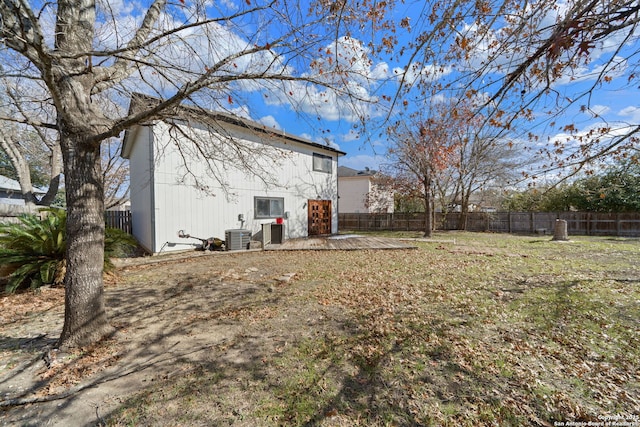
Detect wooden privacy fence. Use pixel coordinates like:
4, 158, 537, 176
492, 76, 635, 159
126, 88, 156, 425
339, 212, 640, 237
1, 204, 133, 234
105, 210, 132, 234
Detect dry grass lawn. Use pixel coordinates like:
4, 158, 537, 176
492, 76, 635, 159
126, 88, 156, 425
1, 232, 639, 426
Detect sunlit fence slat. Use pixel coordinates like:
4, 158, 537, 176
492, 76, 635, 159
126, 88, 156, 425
104, 211, 132, 234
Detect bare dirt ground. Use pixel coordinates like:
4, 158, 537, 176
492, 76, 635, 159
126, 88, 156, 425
1, 250, 333, 426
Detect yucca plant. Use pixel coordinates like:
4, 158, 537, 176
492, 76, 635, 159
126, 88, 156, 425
0, 208, 138, 294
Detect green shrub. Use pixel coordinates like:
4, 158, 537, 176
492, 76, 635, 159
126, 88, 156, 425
0, 208, 138, 294
104, 227, 139, 270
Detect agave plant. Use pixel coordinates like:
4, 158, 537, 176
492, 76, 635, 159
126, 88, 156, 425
0, 208, 137, 294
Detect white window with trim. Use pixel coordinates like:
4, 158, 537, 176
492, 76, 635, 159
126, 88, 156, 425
254, 197, 284, 218
313, 153, 332, 173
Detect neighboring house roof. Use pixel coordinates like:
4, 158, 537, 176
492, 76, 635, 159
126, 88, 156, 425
0, 174, 22, 191
337, 166, 378, 177
0, 174, 46, 194
122, 93, 346, 159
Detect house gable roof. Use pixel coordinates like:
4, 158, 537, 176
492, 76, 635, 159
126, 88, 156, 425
122, 93, 346, 159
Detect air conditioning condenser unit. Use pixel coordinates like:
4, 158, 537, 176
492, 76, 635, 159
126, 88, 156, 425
225, 229, 251, 251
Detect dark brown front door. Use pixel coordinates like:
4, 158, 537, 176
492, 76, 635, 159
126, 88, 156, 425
308, 199, 332, 236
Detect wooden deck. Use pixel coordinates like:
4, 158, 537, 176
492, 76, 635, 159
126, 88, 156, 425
264, 235, 418, 251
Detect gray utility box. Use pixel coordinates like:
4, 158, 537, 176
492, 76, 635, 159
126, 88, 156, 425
225, 229, 251, 251
262, 223, 285, 245
270, 223, 284, 244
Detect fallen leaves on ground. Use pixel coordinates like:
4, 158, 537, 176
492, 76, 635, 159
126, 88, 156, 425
2, 233, 639, 426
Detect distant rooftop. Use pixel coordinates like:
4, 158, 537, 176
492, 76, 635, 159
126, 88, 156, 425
0, 174, 21, 191
0, 174, 47, 193
337, 166, 378, 177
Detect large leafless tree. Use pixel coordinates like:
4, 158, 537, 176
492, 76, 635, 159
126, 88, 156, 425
386, 104, 460, 237
426, 100, 525, 229
392, 0, 639, 173
0, 0, 388, 349
1, 0, 637, 349
1, 79, 129, 208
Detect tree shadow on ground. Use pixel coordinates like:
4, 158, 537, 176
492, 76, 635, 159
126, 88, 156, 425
3, 249, 638, 426
0, 254, 287, 426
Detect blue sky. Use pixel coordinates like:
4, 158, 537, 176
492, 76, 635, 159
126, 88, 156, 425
97, 0, 639, 176
199, 1, 639, 176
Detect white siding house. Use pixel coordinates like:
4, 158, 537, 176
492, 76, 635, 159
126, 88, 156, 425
337, 166, 394, 213
122, 96, 344, 253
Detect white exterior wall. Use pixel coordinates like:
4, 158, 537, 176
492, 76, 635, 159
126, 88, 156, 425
338, 176, 394, 214
128, 120, 339, 253
338, 177, 371, 213
369, 182, 395, 214
127, 126, 155, 253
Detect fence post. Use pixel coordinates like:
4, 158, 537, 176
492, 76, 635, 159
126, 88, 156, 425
529, 212, 533, 234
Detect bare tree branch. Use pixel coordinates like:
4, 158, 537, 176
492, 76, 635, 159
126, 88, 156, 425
0, 0, 49, 68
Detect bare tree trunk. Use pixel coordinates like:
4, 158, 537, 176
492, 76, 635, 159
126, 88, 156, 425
457, 185, 472, 230
0, 90, 63, 207
458, 199, 469, 230
58, 130, 113, 349
423, 177, 432, 238
0, 137, 37, 207
38, 143, 63, 206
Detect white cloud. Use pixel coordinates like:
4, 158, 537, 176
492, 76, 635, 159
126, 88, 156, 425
261, 75, 384, 123
554, 56, 628, 86
618, 106, 640, 123
300, 133, 340, 150
341, 129, 361, 142
253, 36, 393, 123
371, 63, 391, 80
97, 0, 136, 17
313, 36, 380, 83
258, 115, 281, 129
456, 22, 515, 74
546, 120, 637, 162
227, 104, 251, 120
456, 1, 636, 90
583, 104, 610, 118
395, 63, 453, 87
91, 5, 390, 127
97, 6, 295, 97
216, 0, 238, 11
